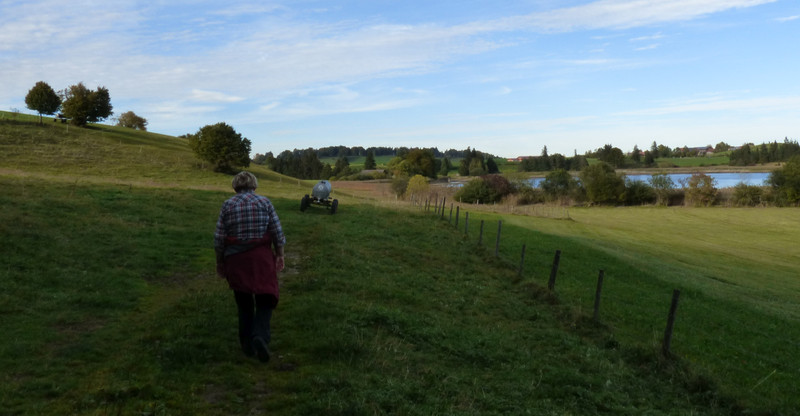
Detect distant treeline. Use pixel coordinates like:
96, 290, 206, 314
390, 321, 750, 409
254, 146, 488, 161
729, 139, 800, 166
252, 146, 499, 180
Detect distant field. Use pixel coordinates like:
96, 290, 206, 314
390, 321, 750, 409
657, 155, 730, 167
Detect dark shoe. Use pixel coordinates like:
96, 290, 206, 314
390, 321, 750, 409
252, 337, 271, 363
241, 340, 256, 358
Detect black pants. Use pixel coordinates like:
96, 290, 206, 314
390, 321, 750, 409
233, 291, 276, 353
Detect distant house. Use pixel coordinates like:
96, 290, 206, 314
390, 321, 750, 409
506, 156, 533, 162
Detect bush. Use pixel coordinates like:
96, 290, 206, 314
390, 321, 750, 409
455, 174, 513, 204
768, 156, 800, 206
684, 173, 718, 207
540, 169, 578, 201
455, 178, 492, 204
731, 184, 764, 207
391, 175, 410, 197
515, 186, 545, 205
623, 180, 656, 205
406, 175, 430, 200
579, 162, 625, 205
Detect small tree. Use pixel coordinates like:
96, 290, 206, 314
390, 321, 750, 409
188, 122, 251, 172
541, 169, 577, 201
579, 162, 625, 205
116, 111, 148, 130
405, 174, 429, 200
364, 150, 377, 170
486, 157, 499, 174
391, 174, 410, 198
649, 173, 675, 206
25, 81, 61, 124
768, 155, 800, 205
684, 173, 718, 207
60, 83, 113, 126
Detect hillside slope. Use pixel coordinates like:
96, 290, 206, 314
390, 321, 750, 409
0, 115, 788, 415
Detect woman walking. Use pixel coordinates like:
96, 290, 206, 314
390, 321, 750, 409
214, 171, 286, 362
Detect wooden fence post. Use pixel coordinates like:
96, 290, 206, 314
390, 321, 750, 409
662, 289, 681, 357
593, 270, 605, 321
494, 220, 502, 257
449, 204, 453, 223
440, 197, 446, 219
547, 250, 561, 291
464, 212, 469, 234
518, 244, 526, 276
455, 206, 460, 227
479, 220, 484, 245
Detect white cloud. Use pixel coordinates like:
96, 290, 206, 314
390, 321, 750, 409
615, 96, 800, 116
776, 15, 799, 22
189, 89, 245, 103
517, 0, 778, 32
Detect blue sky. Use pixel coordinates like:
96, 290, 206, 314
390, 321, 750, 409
2, 0, 798, 158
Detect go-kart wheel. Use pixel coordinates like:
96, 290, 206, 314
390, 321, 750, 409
300, 194, 310, 211
330, 199, 338, 214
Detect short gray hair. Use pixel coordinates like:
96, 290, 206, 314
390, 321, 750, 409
232, 171, 258, 192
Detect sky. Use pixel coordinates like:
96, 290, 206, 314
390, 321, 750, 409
2, 0, 799, 158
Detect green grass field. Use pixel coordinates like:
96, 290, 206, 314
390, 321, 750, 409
2, 113, 799, 414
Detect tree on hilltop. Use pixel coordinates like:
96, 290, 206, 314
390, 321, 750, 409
188, 122, 251, 173
117, 111, 148, 131
60, 83, 113, 127
25, 81, 61, 125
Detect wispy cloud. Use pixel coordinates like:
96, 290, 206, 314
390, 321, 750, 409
516, 0, 778, 32
776, 15, 799, 22
615, 95, 800, 116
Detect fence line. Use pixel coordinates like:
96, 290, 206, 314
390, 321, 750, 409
407, 197, 686, 362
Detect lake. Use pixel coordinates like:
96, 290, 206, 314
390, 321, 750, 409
528, 172, 771, 188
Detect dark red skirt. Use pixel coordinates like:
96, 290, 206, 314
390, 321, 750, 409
223, 241, 279, 299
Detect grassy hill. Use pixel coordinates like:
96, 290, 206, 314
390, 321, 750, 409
2, 112, 798, 415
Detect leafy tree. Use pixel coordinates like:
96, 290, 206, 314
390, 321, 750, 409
540, 169, 577, 201
364, 150, 377, 169
25, 81, 61, 124
768, 155, 800, 205
405, 174, 430, 200
714, 141, 731, 152
596, 144, 625, 168
188, 122, 251, 172
60, 83, 113, 126
405, 148, 437, 178
116, 111, 148, 130
649, 173, 675, 206
579, 162, 625, 205
684, 173, 717, 207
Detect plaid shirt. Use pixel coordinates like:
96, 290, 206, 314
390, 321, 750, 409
214, 191, 286, 251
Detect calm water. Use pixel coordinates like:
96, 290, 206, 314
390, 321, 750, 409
528, 172, 771, 188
